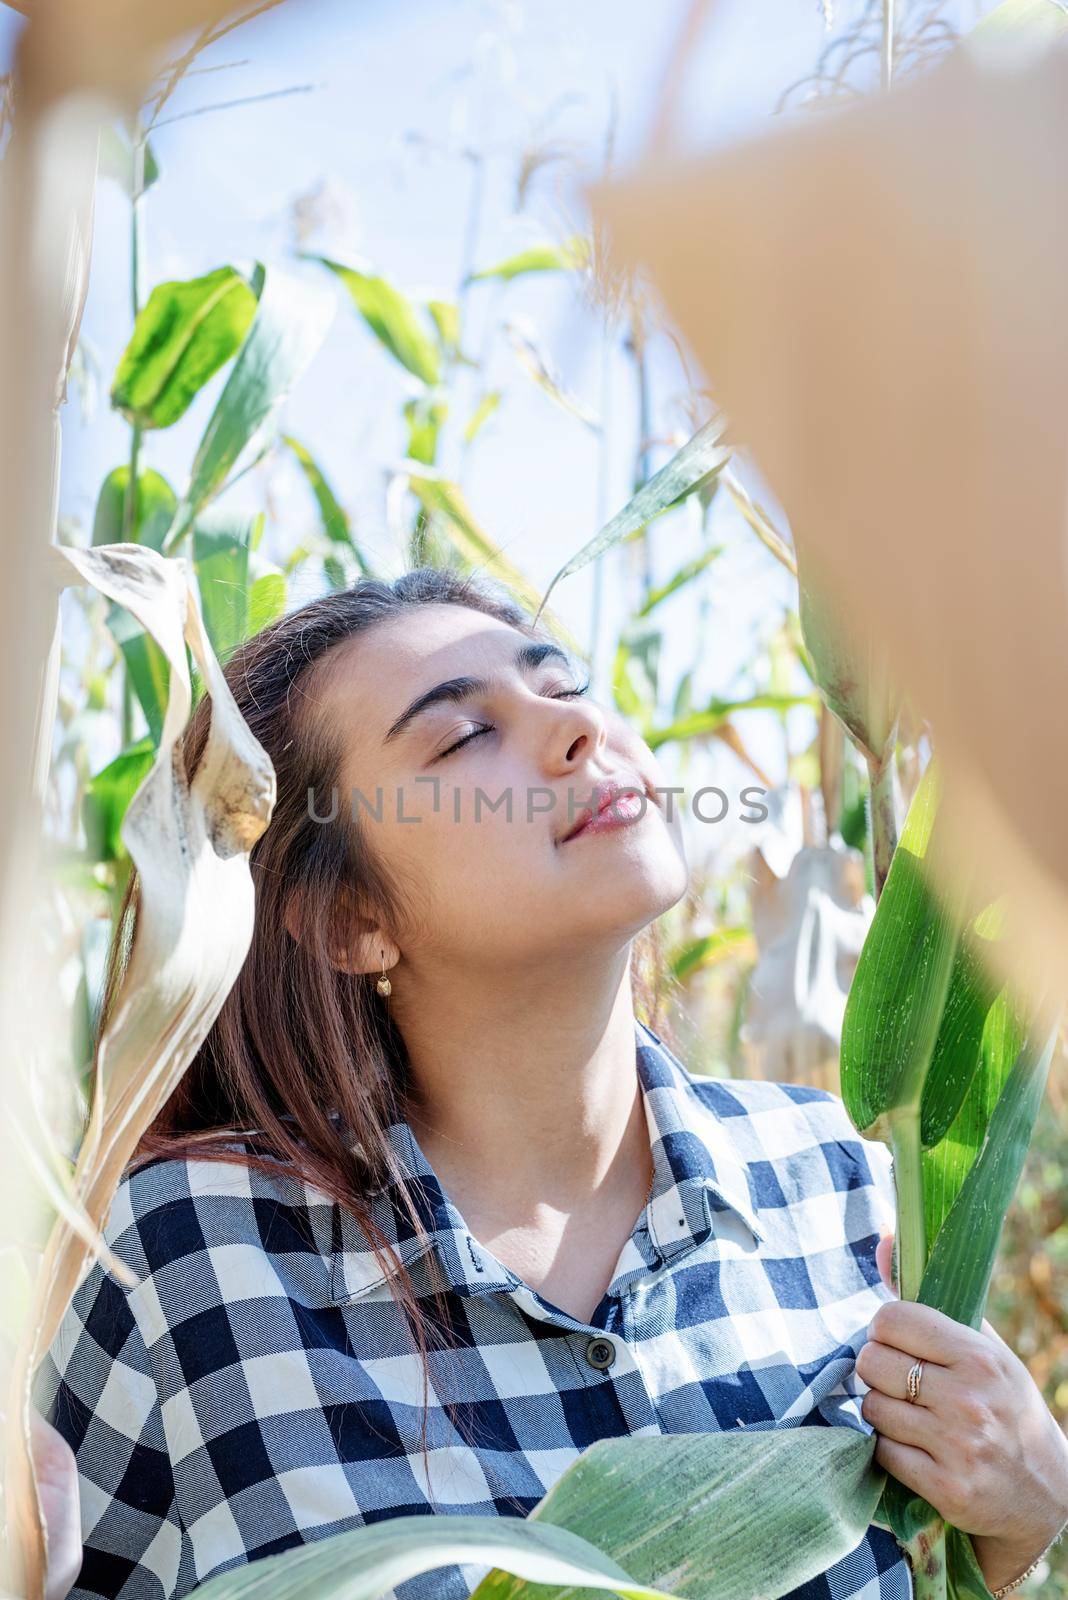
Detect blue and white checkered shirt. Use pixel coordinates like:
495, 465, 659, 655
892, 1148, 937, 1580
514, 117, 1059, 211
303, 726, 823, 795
35, 1018, 911, 1600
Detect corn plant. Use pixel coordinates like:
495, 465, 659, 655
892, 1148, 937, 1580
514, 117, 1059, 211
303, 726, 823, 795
839, 760, 1059, 1599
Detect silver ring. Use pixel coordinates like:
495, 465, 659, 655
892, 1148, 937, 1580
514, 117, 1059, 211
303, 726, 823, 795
906, 1359, 924, 1404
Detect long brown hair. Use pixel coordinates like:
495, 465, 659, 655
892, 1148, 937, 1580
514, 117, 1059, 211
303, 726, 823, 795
98, 564, 676, 1499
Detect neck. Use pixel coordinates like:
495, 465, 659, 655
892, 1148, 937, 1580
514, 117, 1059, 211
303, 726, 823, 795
393, 944, 651, 1224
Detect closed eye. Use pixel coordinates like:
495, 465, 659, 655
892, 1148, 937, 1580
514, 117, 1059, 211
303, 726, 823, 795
435, 681, 592, 761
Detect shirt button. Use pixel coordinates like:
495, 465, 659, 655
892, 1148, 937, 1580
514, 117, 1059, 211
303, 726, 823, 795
585, 1336, 616, 1371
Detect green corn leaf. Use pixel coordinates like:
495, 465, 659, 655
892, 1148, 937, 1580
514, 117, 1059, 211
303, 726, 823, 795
919, 1016, 1058, 1329
282, 435, 374, 578
466, 236, 590, 284
880, 1014, 1057, 1550
646, 692, 817, 750
671, 926, 752, 982
187, 1430, 882, 1600
312, 255, 441, 385
428, 298, 461, 356
92, 467, 177, 551
534, 419, 731, 625
193, 511, 261, 662
636, 543, 724, 617
672, 669, 695, 720
946, 1527, 998, 1600
408, 474, 583, 657
164, 264, 335, 553
465, 390, 502, 443
404, 395, 447, 465
506, 320, 601, 430
476, 1430, 884, 1600
612, 632, 659, 726
188, 1513, 674, 1600
82, 737, 156, 864
111, 266, 257, 430
839, 761, 969, 1143
249, 570, 287, 635
106, 604, 173, 745
918, 918, 1004, 1154
920, 982, 1022, 1252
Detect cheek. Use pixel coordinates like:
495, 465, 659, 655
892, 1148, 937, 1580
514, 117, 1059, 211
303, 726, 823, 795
387, 794, 544, 897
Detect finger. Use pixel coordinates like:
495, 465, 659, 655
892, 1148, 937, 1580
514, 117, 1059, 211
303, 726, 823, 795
856, 1339, 945, 1407
868, 1298, 977, 1366
872, 1434, 946, 1507
861, 1386, 943, 1454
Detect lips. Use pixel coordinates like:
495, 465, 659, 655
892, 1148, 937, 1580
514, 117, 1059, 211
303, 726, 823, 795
558, 776, 649, 844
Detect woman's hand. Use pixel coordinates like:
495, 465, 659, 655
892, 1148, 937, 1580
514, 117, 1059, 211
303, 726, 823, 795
856, 1233, 1068, 1593
29, 1409, 82, 1600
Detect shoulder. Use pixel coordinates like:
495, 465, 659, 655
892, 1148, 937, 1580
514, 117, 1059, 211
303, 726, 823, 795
690, 1072, 861, 1143
100, 1142, 334, 1284
687, 1071, 896, 1219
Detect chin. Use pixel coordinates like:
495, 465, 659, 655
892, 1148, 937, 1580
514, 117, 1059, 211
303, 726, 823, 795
567, 850, 690, 939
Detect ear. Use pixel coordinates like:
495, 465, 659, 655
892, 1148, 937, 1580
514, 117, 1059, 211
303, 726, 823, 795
284, 881, 398, 978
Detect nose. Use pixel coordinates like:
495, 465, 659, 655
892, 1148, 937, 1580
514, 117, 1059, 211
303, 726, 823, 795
541, 692, 608, 776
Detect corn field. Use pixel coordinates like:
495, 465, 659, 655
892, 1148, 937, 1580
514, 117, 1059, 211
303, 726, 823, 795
2, 1, 1067, 1598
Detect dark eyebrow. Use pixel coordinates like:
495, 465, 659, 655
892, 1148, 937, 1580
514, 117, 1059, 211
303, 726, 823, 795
382, 641, 576, 745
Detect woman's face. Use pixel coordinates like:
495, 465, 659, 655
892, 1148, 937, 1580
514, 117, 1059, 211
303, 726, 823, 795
318, 603, 689, 970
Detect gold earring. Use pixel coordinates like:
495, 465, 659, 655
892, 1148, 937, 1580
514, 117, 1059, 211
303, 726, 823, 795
376, 950, 392, 998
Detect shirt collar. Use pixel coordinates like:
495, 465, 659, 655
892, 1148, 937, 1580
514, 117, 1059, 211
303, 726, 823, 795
330, 1016, 765, 1306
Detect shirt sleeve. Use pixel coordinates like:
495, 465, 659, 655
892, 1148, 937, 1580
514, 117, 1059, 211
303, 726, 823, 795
32, 1255, 182, 1600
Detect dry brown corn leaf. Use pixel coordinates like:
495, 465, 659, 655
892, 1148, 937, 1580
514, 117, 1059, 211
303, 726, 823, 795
4, 542, 275, 1600
592, 31, 1068, 1017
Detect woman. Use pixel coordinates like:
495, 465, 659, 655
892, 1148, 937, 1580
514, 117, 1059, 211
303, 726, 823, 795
34, 567, 1068, 1600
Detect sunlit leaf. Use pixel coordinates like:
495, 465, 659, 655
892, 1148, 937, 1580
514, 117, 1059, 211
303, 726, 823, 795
92, 466, 176, 551
671, 926, 753, 981
919, 1018, 1057, 1330
191, 1514, 670, 1600
465, 390, 502, 443
647, 691, 817, 751
404, 395, 447, 466
312, 255, 440, 385
466, 235, 589, 283
193, 510, 261, 662
164, 264, 335, 552
110, 266, 256, 429
920, 979, 1020, 1252
636, 543, 724, 617
612, 634, 658, 725
248, 570, 287, 635
534, 418, 731, 624
839, 763, 965, 1143
407, 473, 583, 657
283, 434, 374, 576
428, 298, 461, 356
478, 1429, 884, 1600
82, 737, 155, 863
106, 604, 172, 745
505, 319, 600, 430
